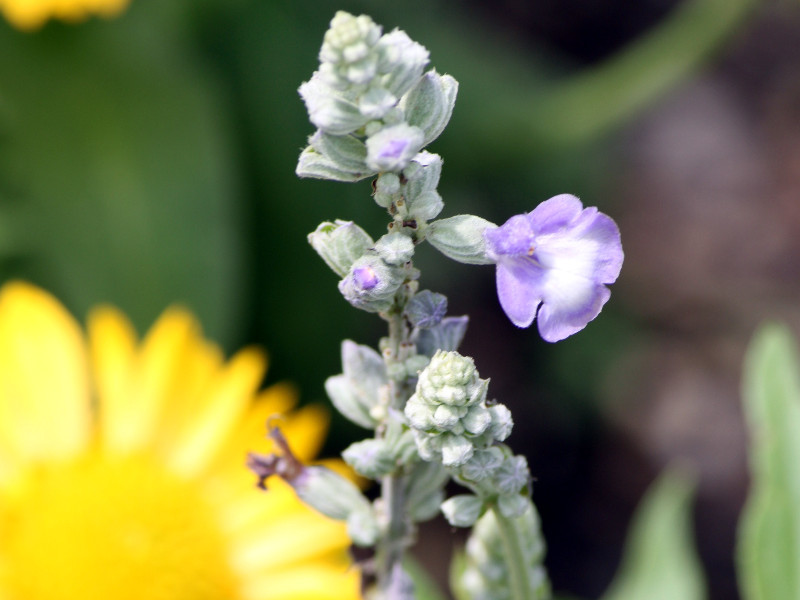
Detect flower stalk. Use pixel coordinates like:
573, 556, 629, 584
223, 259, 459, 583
492, 505, 534, 600
261, 9, 623, 599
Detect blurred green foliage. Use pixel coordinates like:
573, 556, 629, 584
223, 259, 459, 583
588, 323, 800, 600
600, 468, 706, 600
0, 0, 779, 598
0, 0, 760, 408
738, 324, 800, 600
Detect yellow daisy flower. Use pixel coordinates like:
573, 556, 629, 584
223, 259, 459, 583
0, 281, 361, 600
0, 0, 129, 31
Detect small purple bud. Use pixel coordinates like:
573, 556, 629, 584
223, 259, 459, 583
378, 139, 409, 160
366, 123, 425, 172
353, 264, 379, 290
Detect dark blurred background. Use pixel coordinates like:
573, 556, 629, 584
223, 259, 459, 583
2, 0, 799, 598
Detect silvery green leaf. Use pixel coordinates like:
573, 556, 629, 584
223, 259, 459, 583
347, 507, 380, 547
407, 290, 448, 329
343, 438, 396, 478
495, 455, 530, 496
441, 494, 484, 528
402, 71, 459, 146
325, 374, 377, 429
497, 493, 530, 519
459, 447, 505, 483
377, 29, 430, 98
404, 151, 442, 196
417, 316, 469, 357
342, 339, 388, 392
426, 215, 497, 265
404, 354, 431, 379
308, 220, 374, 278
299, 73, 369, 135
409, 190, 444, 221
296, 146, 371, 182
407, 461, 450, 522
309, 130, 370, 173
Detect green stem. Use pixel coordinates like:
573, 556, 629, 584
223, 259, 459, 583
377, 296, 414, 596
492, 505, 533, 600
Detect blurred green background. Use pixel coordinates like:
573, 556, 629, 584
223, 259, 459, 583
3, 0, 799, 598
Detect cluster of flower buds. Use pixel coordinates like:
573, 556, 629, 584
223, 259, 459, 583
453, 500, 551, 600
404, 350, 512, 467
297, 11, 457, 230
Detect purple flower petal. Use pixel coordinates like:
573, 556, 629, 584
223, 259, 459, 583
484, 194, 623, 341
495, 262, 543, 328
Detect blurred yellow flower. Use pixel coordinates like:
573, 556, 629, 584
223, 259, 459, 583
0, 281, 361, 600
0, 0, 129, 31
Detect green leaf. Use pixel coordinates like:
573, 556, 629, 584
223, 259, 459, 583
737, 323, 800, 600
405, 555, 448, 600
0, 9, 243, 346
601, 468, 706, 600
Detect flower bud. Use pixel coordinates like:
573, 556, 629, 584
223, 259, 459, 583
308, 220, 374, 278
298, 73, 368, 136
358, 85, 397, 120
374, 232, 414, 265
319, 12, 382, 89
338, 255, 404, 312
441, 494, 485, 528
488, 403, 513, 442
417, 351, 486, 408
292, 465, 371, 521
366, 123, 425, 172
426, 215, 497, 265
376, 29, 430, 98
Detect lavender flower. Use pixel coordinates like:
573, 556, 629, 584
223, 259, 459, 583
484, 194, 623, 342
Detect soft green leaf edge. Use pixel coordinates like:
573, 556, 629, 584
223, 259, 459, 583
601, 467, 707, 600
737, 323, 800, 600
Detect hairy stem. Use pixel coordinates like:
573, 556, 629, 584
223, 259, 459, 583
377, 296, 414, 596
492, 505, 533, 600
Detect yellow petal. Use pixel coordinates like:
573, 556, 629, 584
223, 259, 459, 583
230, 502, 351, 575
209, 382, 299, 479
166, 346, 267, 477
87, 305, 137, 453
0, 281, 91, 464
98, 307, 197, 454
242, 562, 361, 600
281, 403, 331, 463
